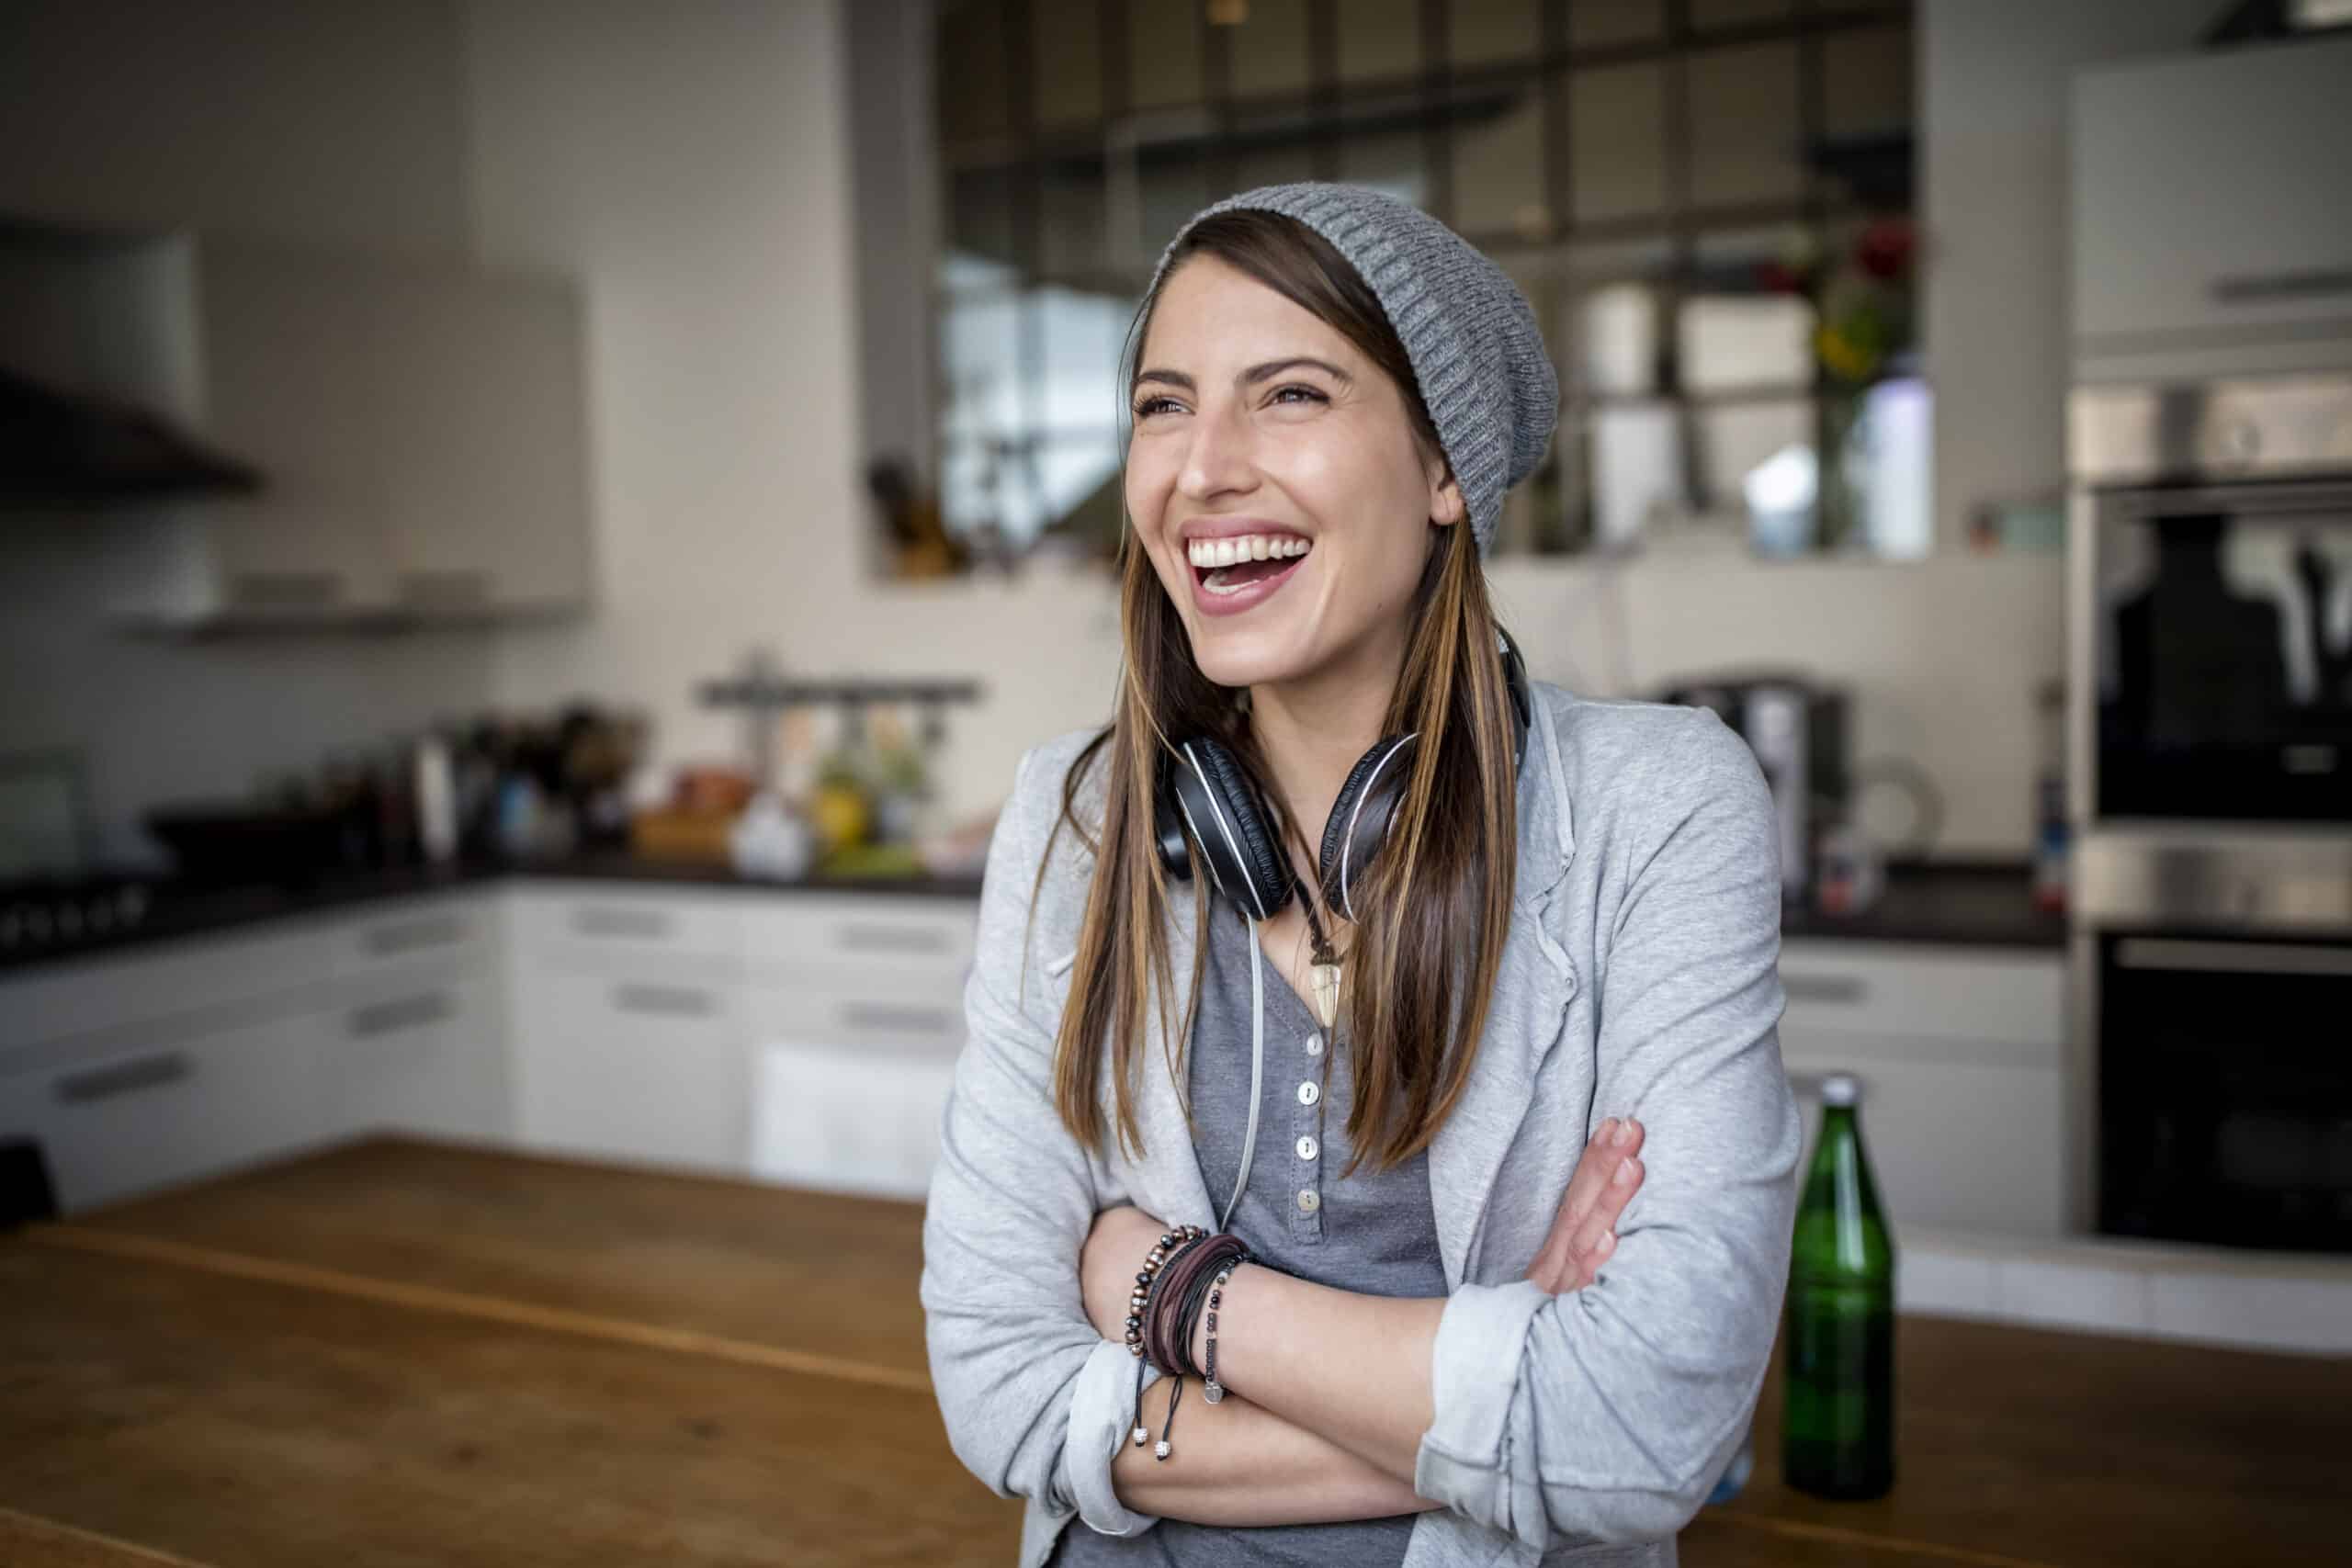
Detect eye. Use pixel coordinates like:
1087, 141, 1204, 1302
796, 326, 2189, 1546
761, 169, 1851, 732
1271, 384, 1326, 406
1131, 395, 1179, 419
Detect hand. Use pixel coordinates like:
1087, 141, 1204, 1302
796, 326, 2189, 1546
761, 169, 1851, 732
1080, 1203, 1173, 1345
1526, 1116, 1645, 1293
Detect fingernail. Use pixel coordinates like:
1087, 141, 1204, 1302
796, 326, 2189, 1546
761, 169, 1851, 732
1613, 1120, 1635, 1148
1597, 1117, 1617, 1145
1613, 1157, 1635, 1186
1598, 1230, 1615, 1253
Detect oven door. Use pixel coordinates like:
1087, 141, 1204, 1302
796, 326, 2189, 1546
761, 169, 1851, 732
2087, 476, 2352, 823
2098, 931, 2352, 1254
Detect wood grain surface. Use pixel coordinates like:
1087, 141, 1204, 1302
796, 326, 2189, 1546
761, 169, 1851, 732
4, 1134, 2347, 1567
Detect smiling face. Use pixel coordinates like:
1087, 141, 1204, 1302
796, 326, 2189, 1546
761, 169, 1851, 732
1125, 254, 1464, 695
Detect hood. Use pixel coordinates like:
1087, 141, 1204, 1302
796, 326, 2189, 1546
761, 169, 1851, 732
0, 364, 260, 506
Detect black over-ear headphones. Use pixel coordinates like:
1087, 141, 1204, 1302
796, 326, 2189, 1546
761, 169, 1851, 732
1153, 627, 1532, 923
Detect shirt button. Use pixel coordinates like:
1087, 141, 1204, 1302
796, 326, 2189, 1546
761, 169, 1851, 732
1297, 1080, 1319, 1106
1296, 1134, 1318, 1161
1296, 1189, 1320, 1214
1304, 1032, 1324, 1057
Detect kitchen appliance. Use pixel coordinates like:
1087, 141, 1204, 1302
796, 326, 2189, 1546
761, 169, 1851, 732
1657, 671, 1852, 904
2067, 372, 2352, 1252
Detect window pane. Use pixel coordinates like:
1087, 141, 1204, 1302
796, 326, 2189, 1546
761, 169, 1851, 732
1135, 144, 1212, 262
940, 434, 1044, 550
937, 0, 1011, 141
1679, 293, 1815, 391
1040, 162, 1108, 280
1033, 0, 1102, 128
1590, 400, 1683, 547
1339, 0, 1419, 85
1451, 85, 1549, 238
1237, 138, 1317, 194
1685, 42, 1802, 206
944, 164, 1021, 279
1338, 122, 1429, 209
1033, 433, 1127, 557
1227, 0, 1312, 99
1568, 0, 1663, 51
1038, 282, 1134, 433
1825, 25, 1914, 140
1568, 64, 1666, 222
1129, 1, 1204, 110
1451, 0, 1542, 70
1690, 0, 1794, 28
937, 288, 1032, 444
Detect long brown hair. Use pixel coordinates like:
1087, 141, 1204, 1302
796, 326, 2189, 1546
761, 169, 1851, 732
1026, 208, 1523, 1178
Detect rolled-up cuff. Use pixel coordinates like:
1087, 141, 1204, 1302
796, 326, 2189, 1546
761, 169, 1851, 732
1413, 1277, 1551, 1515
1065, 1337, 1164, 1537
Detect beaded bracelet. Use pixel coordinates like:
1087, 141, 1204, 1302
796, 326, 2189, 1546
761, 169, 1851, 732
1125, 1224, 1206, 1359
1130, 1232, 1254, 1460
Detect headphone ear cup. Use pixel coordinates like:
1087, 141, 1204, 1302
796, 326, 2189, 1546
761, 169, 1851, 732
1318, 733, 1418, 923
1164, 738, 1294, 920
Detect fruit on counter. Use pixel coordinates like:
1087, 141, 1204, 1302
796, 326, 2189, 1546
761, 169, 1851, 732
809, 750, 872, 852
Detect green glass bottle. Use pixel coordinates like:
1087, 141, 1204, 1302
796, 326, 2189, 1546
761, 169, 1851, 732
1782, 1072, 1895, 1499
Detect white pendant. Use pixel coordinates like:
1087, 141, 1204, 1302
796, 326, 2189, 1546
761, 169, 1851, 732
1132, 1426, 1148, 1446
1308, 962, 1340, 1032
1204, 1379, 1224, 1404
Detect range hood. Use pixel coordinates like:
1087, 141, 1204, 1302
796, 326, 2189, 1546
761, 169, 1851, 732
0, 363, 261, 506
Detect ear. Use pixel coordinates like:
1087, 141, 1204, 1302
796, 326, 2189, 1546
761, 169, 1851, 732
1428, 463, 1466, 529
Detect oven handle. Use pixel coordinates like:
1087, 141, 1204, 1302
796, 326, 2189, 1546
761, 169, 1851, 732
2115, 938, 2352, 978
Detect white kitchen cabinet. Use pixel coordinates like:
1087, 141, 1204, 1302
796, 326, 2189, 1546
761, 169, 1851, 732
0, 1010, 334, 1213
2074, 34, 2352, 378
326, 967, 511, 1146
509, 965, 750, 1177
368, 263, 593, 615
1778, 939, 2069, 1238
0, 221, 593, 626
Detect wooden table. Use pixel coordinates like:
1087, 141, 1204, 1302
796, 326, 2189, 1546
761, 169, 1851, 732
3, 1137, 2345, 1566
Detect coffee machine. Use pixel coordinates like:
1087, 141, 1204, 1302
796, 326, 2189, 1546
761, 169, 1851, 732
1654, 671, 1851, 903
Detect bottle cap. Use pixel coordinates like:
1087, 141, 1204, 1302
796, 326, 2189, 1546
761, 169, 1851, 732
1821, 1073, 1860, 1106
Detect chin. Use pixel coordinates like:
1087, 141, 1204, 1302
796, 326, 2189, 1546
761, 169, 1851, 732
1184, 622, 1315, 692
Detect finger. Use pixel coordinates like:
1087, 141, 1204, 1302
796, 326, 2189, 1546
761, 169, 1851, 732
1530, 1118, 1644, 1289
1566, 1156, 1643, 1289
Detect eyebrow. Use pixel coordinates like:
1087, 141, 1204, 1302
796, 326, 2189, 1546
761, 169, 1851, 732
1132, 355, 1355, 393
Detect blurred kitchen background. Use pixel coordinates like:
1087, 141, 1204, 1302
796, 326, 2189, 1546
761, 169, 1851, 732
4, 0, 2350, 1374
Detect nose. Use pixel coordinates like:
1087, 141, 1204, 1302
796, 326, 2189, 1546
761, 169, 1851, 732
1174, 393, 1260, 504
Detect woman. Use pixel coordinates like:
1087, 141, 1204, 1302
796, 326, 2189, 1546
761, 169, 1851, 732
922, 183, 1801, 1568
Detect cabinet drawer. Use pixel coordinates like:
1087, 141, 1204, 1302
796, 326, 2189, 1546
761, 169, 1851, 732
511, 886, 743, 971
745, 977, 967, 1056
0, 924, 333, 1063
1783, 1046, 2065, 1238
0, 1015, 331, 1213
327, 894, 495, 979
748, 1039, 956, 1201
1778, 940, 2064, 1051
327, 969, 510, 1145
509, 967, 746, 1176
741, 896, 977, 987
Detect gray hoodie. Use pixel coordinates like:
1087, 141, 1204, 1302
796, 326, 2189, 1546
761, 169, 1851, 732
921, 681, 1802, 1568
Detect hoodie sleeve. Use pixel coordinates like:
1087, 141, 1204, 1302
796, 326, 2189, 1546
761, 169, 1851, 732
1411, 709, 1804, 1551
920, 742, 1165, 1540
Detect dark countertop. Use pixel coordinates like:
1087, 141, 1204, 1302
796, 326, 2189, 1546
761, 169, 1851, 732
1782, 859, 2068, 951
0, 852, 986, 976
0, 852, 2062, 978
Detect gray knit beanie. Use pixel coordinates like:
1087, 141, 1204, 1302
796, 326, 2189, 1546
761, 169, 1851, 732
1146, 181, 1559, 558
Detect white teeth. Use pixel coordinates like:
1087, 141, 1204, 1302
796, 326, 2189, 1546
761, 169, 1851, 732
1187, 533, 1309, 569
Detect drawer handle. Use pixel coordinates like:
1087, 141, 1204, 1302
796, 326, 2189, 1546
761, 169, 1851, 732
572, 907, 674, 940
835, 922, 952, 955
2115, 939, 2352, 979
55, 1052, 191, 1105
363, 915, 468, 956
613, 982, 717, 1018
2209, 267, 2352, 305
349, 991, 455, 1038
1782, 973, 1868, 1004
840, 1002, 958, 1035
232, 571, 341, 609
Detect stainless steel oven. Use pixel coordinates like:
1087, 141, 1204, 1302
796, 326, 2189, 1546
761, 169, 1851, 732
2066, 373, 2352, 1253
